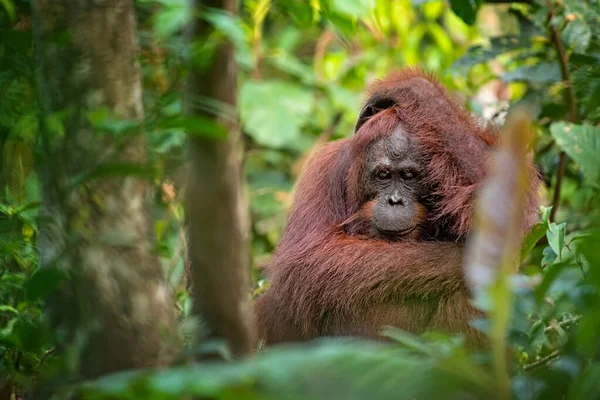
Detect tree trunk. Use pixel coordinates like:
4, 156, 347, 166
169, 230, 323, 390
32, 0, 180, 379
185, 0, 255, 356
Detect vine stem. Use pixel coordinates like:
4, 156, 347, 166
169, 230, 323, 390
547, 1, 579, 222
523, 350, 561, 371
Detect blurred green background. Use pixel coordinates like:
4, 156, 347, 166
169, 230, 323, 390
2, 0, 600, 398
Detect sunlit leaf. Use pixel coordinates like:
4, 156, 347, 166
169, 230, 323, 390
330, 0, 375, 18
239, 80, 313, 149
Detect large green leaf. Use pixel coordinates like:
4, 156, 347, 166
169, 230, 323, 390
240, 80, 314, 149
82, 339, 491, 400
550, 122, 600, 183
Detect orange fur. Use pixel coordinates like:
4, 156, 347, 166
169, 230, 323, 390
254, 69, 541, 345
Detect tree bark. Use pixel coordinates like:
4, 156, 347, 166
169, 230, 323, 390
185, 0, 255, 356
32, 0, 180, 379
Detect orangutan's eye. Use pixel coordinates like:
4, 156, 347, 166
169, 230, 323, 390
377, 169, 391, 180
400, 169, 416, 180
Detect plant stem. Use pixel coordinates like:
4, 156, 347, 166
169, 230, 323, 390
544, 315, 582, 333
547, 1, 579, 222
523, 350, 561, 371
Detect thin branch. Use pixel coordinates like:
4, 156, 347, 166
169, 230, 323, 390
523, 350, 561, 371
544, 315, 582, 333
35, 348, 56, 370
547, 1, 579, 222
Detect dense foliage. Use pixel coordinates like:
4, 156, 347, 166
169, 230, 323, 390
1, 0, 600, 398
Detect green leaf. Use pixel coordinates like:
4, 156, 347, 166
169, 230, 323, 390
154, 5, 188, 38
326, 10, 358, 37
452, 35, 537, 72
0, 0, 16, 21
449, 0, 482, 25
330, 0, 375, 18
87, 108, 141, 135
0, 305, 18, 315
502, 62, 562, 84
541, 246, 558, 268
25, 268, 65, 302
279, 1, 315, 26
540, 205, 552, 226
427, 24, 453, 58
550, 122, 600, 183
239, 80, 314, 149
519, 223, 547, 263
204, 9, 253, 68
562, 19, 591, 53
159, 115, 228, 140
547, 222, 567, 262
83, 339, 492, 399
71, 163, 157, 188
382, 328, 434, 356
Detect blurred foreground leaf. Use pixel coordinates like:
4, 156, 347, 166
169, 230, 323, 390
465, 107, 535, 399
82, 339, 491, 400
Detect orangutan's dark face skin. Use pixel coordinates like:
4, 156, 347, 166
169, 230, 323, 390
361, 125, 428, 239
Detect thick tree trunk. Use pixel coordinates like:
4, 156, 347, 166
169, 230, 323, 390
32, 0, 180, 379
185, 0, 255, 356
